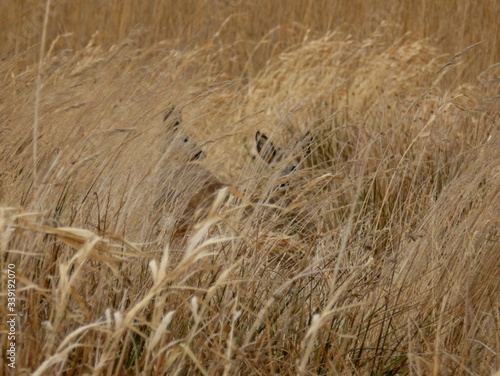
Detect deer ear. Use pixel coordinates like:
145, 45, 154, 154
164, 107, 174, 122
256, 131, 279, 165
164, 107, 182, 128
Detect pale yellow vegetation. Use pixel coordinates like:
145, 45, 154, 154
0, 1, 499, 375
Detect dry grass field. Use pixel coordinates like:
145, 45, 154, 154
1, 1, 499, 375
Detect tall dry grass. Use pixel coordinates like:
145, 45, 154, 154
2, 0, 499, 82
1, 1, 499, 375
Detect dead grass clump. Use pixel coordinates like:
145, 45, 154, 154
2, 1, 498, 82
1, 13, 499, 376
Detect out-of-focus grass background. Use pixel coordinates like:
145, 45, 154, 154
2, 1, 499, 80
1, 1, 499, 375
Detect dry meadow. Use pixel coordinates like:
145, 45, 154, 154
1, 1, 499, 375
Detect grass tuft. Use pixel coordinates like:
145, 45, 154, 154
1, 2, 499, 375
